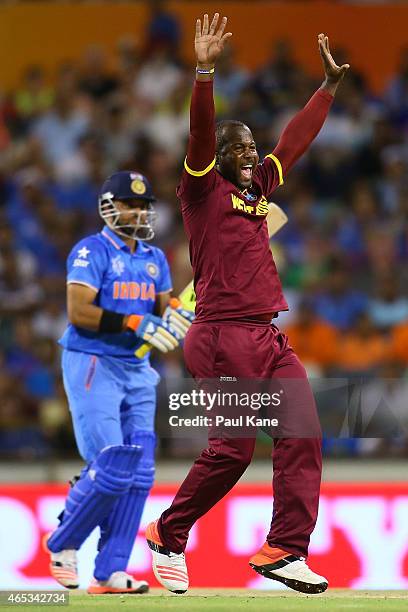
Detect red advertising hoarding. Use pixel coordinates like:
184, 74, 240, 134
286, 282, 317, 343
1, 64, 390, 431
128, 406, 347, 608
1, 483, 408, 590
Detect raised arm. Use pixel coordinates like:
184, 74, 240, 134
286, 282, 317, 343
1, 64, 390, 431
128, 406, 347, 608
184, 13, 232, 176
271, 34, 349, 176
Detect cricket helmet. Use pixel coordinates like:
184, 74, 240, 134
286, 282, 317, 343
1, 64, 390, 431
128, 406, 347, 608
98, 171, 157, 241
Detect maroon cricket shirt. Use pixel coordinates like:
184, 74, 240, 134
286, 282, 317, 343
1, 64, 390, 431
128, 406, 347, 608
177, 80, 333, 323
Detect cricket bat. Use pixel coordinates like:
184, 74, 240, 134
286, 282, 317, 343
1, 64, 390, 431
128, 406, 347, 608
266, 201, 288, 237
135, 202, 288, 358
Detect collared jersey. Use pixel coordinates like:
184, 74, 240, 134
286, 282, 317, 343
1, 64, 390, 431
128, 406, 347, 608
178, 156, 288, 322
59, 226, 172, 360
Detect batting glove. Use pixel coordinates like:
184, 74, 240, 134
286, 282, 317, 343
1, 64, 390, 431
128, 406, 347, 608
163, 298, 195, 340
127, 314, 179, 353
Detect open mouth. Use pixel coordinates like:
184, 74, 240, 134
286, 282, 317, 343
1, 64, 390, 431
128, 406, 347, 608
240, 164, 253, 181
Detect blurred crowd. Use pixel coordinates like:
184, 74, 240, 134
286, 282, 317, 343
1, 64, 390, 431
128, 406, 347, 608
1, 4, 408, 460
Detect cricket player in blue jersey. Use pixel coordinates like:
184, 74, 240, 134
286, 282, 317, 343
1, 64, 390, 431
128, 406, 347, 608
43, 171, 193, 594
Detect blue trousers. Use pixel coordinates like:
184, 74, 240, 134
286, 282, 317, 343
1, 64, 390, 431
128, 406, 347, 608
57, 349, 159, 580
62, 349, 159, 462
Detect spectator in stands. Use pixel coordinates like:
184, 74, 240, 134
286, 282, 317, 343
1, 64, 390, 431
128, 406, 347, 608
31, 85, 89, 166
384, 45, 408, 129
314, 258, 368, 330
0, 221, 38, 285
145, 0, 181, 60
253, 38, 302, 109
99, 99, 140, 170
116, 35, 141, 76
6, 169, 69, 274
0, 368, 49, 460
133, 45, 182, 105
336, 182, 378, 267
229, 85, 270, 138
32, 277, 66, 343
142, 72, 190, 159
333, 312, 389, 377
14, 65, 54, 124
79, 44, 119, 101
0, 249, 42, 316
276, 182, 326, 284
285, 298, 339, 375
377, 144, 408, 214
214, 45, 249, 108
355, 116, 397, 179
369, 274, 408, 331
39, 377, 76, 457
365, 224, 399, 279
390, 320, 408, 364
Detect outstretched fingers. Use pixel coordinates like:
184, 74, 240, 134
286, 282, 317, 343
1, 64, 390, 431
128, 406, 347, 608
319, 33, 336, 68
196, 12, 229, 40
219, 31, 233, 50
318, 33, 329, 60
318, 32, 350, 79
195, 12, 232, 63
209, 12, 219, 35
216, 15, 228, 38
195, 18, 201, 40
318, 33, 331, 56
202, 13, 209, 36
339, 63, 350, 75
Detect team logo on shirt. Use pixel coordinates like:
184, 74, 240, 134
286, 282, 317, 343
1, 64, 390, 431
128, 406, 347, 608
230, 194, 269, 217
78, 246, 90, 258
112, 281, 155, 301
73, 246, 91, 267
131, 179, 146, 195
146, 262, 159, 278
111, 255, 125, 276
244, 192, 257, 202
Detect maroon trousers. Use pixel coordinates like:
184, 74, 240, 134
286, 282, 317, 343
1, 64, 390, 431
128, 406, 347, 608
159, 321, 322, 558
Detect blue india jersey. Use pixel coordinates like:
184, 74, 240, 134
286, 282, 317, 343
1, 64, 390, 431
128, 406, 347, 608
59, 226, 172, 361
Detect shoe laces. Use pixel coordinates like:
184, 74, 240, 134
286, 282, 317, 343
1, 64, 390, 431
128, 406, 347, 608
286, 559, 317, 578
112, 571, 132, 581
99, 571, 134, 588
53, 549, 77, 570
168, 551, 186, 567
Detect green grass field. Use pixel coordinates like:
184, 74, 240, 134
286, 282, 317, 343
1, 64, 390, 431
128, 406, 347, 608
2, 590, 408, 612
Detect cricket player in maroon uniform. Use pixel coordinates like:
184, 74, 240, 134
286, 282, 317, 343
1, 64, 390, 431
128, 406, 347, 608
146, 13, 349, 594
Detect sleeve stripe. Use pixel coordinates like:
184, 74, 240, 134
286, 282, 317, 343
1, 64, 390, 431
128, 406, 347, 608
184, 157, 216, 177
67, 280, 99, 292
157, 288, 173, 294
265, 154, 284, 185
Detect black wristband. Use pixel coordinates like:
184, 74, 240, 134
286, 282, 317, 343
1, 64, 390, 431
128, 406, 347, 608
98, 310, 124, 333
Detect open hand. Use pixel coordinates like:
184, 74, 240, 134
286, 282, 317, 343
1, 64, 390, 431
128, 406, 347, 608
195, 13, 232, 66
318, 33, 350, 84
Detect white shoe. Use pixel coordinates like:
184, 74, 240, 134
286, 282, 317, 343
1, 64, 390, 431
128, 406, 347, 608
146, 520, 189, 593
43, 533, 79, 589
250, 553, 328, 594
87, 571, 149, 594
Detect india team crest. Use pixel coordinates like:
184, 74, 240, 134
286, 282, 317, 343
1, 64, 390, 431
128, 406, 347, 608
131, 179, 146, 195
146, 262, 159, 278
111, 255, 125, 276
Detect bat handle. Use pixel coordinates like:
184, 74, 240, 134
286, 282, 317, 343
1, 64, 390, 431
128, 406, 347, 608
135, 342, 152, 358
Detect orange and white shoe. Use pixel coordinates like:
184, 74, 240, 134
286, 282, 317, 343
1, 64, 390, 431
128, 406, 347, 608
87, 571, 149, 594
146, 520, 189, 594
42, 533, 79, 589
249, 542, 328, 594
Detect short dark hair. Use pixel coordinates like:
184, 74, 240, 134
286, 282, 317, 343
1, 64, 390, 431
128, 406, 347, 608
215, 120, 248, 154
